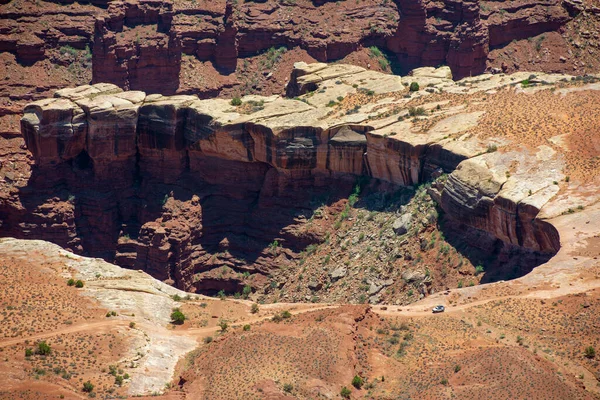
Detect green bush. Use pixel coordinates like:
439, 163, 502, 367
115, 375, 124, 386
283, 383, 293, 393
281, 310, 292, 319
242, 285, 252, 299
243, 324, 251, 331
67, 278, 75, 286
408, 106, 426, 116
218, 320, 229, 332
409, 82, 420, 92
82, 381, 94, 393
170, 308, 186, 325
172, 294, 181, 301
25, 348, 33, 357
585, 345, 596, 358
454, 364, 461, 373
230, 97, 242, 106
341, 386, 352, 398
75, 280, 84, 288
204, 336, 213, 344
251, 303, 259, 314
352, 375, 363, 389
37, 341, 51, 355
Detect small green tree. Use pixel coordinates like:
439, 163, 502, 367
409, 82, 420, 92
585, 345, 596, 359
75, 280, 84, 288
283, 383, 293, 393
67, 278, 75, 286
115, 375, 124, 386
170, 308, 186, 325
230, 97, 242, 106
204, 336, 213, 344
242, 285, 252, 299
218, 290, 226, 300
243, 324, 251, 331
37, 341, 51, 355
82, 381, 94, 393
341, 386, 352, 398
281, 310, 292, 319
251, 303, 259, 314
25, 348, 33, 357
352, 375, 363, 389
218, 320, 229, 332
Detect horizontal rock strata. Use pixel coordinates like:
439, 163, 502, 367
11, 63, 588, 291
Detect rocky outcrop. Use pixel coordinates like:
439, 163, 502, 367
10, 63, 593, 292
0, 0, 585, 99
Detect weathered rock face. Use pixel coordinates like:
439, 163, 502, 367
9, 63, 590, 293
0, 0, 585, 99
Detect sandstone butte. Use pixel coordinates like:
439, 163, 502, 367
1, 62, 600, 399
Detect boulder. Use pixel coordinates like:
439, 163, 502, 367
329, 267, 347, 281
392, 214, 413, 236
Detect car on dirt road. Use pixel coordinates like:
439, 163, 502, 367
432, 305, 445, 313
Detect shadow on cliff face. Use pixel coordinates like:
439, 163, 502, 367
5, 160, 558, 296
437, 213, 556, 284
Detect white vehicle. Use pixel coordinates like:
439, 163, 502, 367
432, 305, 445, 313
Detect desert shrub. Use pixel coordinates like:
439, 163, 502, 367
283, 383, 293, 393
171, 308, 186, 325
172, 294, 181, 301
37, 341, 51, 355
475, 265, 485, 275
341, 386, 352, 398
67, 278, 75, 286
129, 322, 136, 328
243, 324, 251, 331
75, 280, 84, 288
251, 303, 259, 314
281, 310, 292, 319
369, 46, 383, 58
230, 97, 242, 106
585, 346, 596, 358
409, 82, 419, 92
272, 314, 283, 323
242, 285, 252, 299
218, 290, 226, 300
115, 375, 124, 386
82, 381, 94, 392
454, 364, 461, 373
25, 348, 33, 357
218, 320, 228, 332
516, 336, 524, 345
441, 378, 448, 385
204, 336, 213, 344
408, 106, 426, 116
352, 375, 363, 389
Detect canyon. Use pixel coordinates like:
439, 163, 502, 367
1, 0, 600, 396
3, 62, 599, 303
